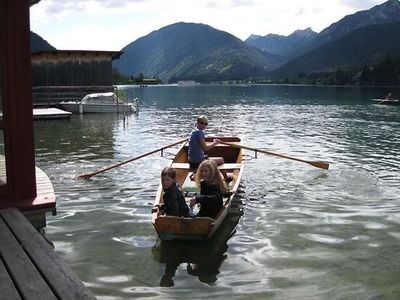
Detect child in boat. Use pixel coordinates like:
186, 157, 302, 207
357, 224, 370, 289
189, 160, 228, 219
188, 115, 233, 182
160, 167, 189, 217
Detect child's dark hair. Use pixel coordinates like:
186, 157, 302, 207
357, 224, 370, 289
161, 167, 176, 179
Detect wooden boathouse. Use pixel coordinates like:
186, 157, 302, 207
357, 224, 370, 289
1, 0, 96, 298
32, 50, 122, 105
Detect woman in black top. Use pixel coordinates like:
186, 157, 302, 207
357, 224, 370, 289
190, 160, 228, 219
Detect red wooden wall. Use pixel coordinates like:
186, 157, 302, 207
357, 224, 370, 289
0, 0, 37, 207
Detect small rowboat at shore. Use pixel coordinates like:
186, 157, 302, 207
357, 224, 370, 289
371, 98, 400, 106
151, 136, 244, 241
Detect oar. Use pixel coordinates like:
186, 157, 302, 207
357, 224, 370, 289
220, 141, 329, 170
78, 138, 187, 179
378, 99, 387, 104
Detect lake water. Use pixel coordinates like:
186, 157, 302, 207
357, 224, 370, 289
35, 85, 400, 299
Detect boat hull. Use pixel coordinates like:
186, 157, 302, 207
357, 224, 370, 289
371, 99, 400, 106
152, 137, 244, 241
60, 102, 136, 113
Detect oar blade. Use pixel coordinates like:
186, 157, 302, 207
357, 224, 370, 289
308, 161, 329, 170
221, 141, 330, 170
78, 173, 95, 180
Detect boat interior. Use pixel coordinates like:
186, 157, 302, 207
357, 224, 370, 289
151, 137, 244, 240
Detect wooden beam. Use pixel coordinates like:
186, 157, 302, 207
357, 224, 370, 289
0, 0, 37, 202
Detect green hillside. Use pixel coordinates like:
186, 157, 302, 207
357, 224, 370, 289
113, 22, 284, 82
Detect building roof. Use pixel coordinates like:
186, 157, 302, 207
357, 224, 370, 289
29, 0, 41, 7
32, 50, 123, 60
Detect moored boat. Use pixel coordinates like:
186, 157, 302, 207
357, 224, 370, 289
371, 98, 400, 106
177, 80, 200, 86
151, 136, 244, 241
60, 92, 138, 113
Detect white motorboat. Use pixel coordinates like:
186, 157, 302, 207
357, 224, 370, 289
177, 80, 200, 86
60, 92, 138, 113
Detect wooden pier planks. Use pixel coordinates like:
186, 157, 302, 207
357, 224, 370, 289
0, 217, 55, 299
32, 166, 56, 208
0, 259, 22, 300
0, 208, 96, 300
33, 108, 72, 120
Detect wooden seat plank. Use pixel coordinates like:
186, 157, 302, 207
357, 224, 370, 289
171, 162, 242, 170
0, 208, 96, 300
0, 217, 56, 300
0, 259, 22, 300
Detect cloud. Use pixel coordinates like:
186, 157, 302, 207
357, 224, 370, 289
101, 0, 148, 8
206, 0, 257, 9
42, 0, 147, 14
43, 0, 88, 13
231, 0, 257, 6
341, 0, 383, 10
30, 0, 386, 50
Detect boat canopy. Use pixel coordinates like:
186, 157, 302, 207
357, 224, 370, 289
81, 92, 122, 104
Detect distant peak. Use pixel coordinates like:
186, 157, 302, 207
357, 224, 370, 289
289, 28, 317, 38
295, 27, 311, 32
163, 21, 208, 29
247, 34, 263, 40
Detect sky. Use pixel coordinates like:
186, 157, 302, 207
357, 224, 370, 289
30, 0, 386, 51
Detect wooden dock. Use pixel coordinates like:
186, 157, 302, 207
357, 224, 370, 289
33, 108, 72, 120
1, 155, 56, 229
21, 166, 57, 229
0, 208, 96, 300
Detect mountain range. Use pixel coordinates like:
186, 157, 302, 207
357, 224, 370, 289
31, 31, 56, 53
248, 0, 400, 61
272, 21, 400, 77
113, 0, 400, 82
245, 28, 318, 58
112, 22, 283, 82
31, 0, 400, 82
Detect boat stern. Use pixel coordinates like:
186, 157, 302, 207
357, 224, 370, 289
153, 215, 215, 241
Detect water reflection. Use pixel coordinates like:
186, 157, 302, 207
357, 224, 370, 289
34, 114, 126, 160
152, 197, 244, 287
35, 85, 400, 299
122, 84, 400, 107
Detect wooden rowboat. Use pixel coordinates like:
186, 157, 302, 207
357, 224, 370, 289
151, 136, 244, 241
371, 98, 400, 106
152, 203, 243, 286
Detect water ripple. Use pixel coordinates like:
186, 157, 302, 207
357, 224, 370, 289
35, 85, 400, 299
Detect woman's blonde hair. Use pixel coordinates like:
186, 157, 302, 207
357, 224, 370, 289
194, 160, 227, 193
